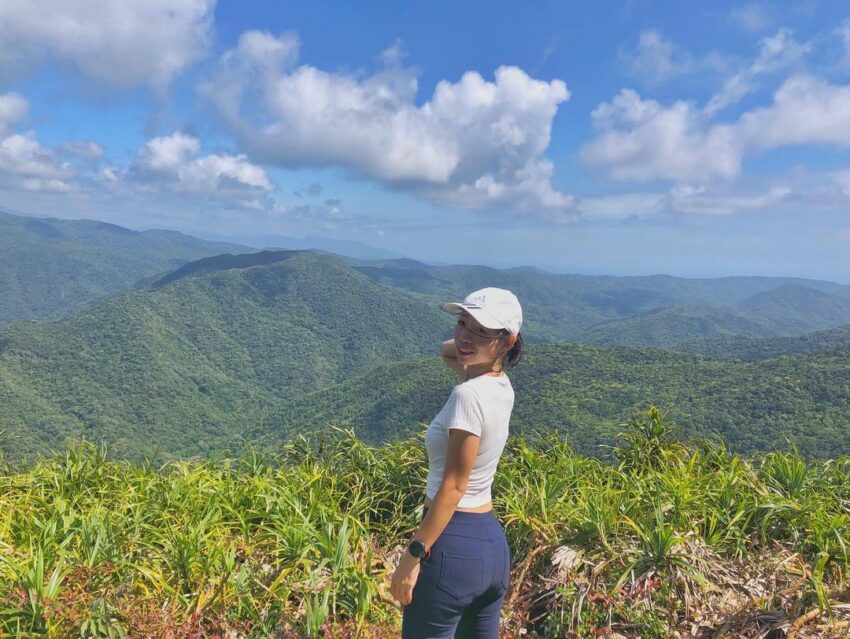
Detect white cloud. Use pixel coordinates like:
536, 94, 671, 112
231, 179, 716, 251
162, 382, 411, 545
206, 31, 572, 215
738, 75, 850, 148
136, 133, 200, 173
133, 132, 272, 191
0, 132, 75, 192
622, 30, 694, 80
621, 30, 732, 85
580, 90, 741, 182
0, 93, 28, 134
706, 28, 809, 115
0, 0, 215, 90
582, 74, 850, 183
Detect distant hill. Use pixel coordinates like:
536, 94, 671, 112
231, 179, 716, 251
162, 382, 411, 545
256, 342, 850, 460
678, 324, 850, 360
4, 207, 850, 346
3, 246, 850, 462
738, 283, 850, 333
0, 250, 449, 460
579, 305, 775, 347
348, 257, 850, 343
197, 232, 404, 261
0, 211, 251, 324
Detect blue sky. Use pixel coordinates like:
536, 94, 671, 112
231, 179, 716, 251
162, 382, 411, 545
1, 1, 850, 281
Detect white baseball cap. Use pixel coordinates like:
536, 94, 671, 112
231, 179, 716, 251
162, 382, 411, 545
443, 287, 523, 335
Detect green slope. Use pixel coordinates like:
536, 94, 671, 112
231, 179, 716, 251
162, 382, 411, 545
349, 258, 850, 342
0, 250, 450, 460
579, 305, 775, 348
255, 342, 850, 460
3, 245, 850, 463
678, 324, 850, 360
0, 211, 250, 324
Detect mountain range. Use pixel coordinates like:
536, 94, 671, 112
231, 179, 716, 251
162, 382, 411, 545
2, 242, 850, 463
0, 210, 250, 325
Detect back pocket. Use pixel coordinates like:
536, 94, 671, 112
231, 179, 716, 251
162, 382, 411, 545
436, 551, 486, 600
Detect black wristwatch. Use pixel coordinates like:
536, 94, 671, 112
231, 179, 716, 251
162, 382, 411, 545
408, 539, 431, 560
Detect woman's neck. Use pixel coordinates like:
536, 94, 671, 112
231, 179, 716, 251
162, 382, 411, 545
464, 362, 504, 380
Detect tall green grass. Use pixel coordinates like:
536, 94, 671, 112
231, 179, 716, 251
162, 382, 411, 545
1, 409, 848, 638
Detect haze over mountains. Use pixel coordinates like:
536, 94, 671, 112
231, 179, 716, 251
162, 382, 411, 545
1, 211, 850, 463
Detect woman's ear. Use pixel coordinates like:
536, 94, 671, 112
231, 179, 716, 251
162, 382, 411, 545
504, 334, 517, 349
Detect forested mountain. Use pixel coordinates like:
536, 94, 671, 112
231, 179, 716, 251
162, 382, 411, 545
2, 244, 849, 462
0, 210, 249, 324
2, 240, 850, 464
0, 250, 449, 460
256, 341, 850, 460
348, 257, 850, 343
578, 305, 776, 347
4, 207, 850, 346
677, 324, 850, 360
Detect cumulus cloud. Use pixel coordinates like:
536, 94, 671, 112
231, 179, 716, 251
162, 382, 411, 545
0, 93, 28, 134
132, 132, 272, 191
737, 75, 850, 148
582, 74, 850, 183
0, 92, 83, 192
0, 132, 76, 192
580, 90, 741, 182
0, 0, 215, 90
206, 31, 573, 214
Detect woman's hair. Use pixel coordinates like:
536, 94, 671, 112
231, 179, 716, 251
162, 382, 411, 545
499, 332, 523, 369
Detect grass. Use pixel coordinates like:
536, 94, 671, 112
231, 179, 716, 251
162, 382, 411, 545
1, 409, 849, 638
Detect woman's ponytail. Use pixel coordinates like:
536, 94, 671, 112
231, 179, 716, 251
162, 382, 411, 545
500, 332, 523, 369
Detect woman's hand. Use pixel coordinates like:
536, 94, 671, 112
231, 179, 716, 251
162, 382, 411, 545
440, 338, 457, 359
391, 553, 421, 606
440, 339, 466, 379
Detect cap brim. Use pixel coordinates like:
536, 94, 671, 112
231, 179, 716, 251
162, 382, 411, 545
442, 302, 506, 331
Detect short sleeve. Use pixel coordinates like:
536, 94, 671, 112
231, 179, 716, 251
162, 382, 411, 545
443, 385, 484, 437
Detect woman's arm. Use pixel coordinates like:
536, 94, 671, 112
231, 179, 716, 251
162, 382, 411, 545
440, 338, 466, 380
391, 429, 480, 604
414, 428, 479, 546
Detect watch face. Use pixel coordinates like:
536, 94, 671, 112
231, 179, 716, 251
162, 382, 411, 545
408, 540, 425, 558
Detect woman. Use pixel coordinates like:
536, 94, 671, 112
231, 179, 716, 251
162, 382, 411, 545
392, 287, 523, 638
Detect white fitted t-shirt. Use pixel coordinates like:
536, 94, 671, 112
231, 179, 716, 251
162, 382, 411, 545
424, 373, 514, 508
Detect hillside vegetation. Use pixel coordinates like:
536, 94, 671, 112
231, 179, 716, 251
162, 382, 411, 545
2, 250, 850, 462
0, 251, 448, 460
678, 324, 850, 360
6, 206, 850, 347
1, 412, 848, 638
257, 341, 850, 460
0, 211, 248, 325
349, 258, 850, 344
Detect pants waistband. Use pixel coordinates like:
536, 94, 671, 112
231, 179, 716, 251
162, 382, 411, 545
423, 507, 498, 522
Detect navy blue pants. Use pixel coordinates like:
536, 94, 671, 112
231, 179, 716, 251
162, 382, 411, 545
402, 510, 511, 638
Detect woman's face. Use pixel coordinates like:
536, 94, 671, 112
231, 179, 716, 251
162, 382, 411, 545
453, 311, 510, 367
